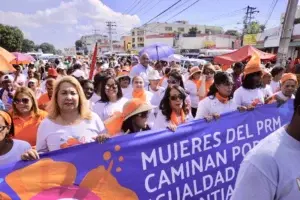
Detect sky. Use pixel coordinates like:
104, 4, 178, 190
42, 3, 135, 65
0, 0, 289, 50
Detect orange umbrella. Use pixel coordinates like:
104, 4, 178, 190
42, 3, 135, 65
0, 47, 15, 62
0, 55, 16, 73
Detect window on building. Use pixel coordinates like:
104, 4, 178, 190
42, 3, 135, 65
138, 44, 144, 47
165, 27, 172, 31
138, 37, 144, 42
132, 38, 135, 43
132, 32, 135, 36
132, 44, 136, 48
178, 27, 184, 32
137, 31, 144, 35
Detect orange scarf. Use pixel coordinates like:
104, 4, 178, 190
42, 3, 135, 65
132, 88, 147, 102
192, 79, 201, 90
215, 92, 229, 104
205, 79, 214, 94
170, 110, 186, 126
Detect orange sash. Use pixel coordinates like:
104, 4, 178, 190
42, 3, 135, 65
215, 92, 229, 104
170, 110, 186, 126
192, 80, 201, 90
132, 88, 147, 102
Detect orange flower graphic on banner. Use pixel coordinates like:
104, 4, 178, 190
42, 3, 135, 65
4, 145, 138, 200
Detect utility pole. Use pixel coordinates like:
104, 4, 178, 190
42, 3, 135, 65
91, 29, 101, 55
106, 21, 117, 53
241, 6, 259, 46
277, 0, 299, 66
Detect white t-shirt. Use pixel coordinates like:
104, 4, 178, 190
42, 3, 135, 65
153, 110, 194, 130
233, 87, 265, 107
232, 126, 300, 200
93, 97, 128, 121
185, 80, 199, 108
36, 112, 105, 153
262, 85, 273, 99
274, 91, 295, 101
90, 93, 101, 103
195, 96, 237, 119
0, 139, 31, 165
270, 80, 280, 93
147, 86, 165, 107
2, 90, 15, 111
121, 86, 132, 99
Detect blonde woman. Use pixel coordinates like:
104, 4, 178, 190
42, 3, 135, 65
36, 76, 105, 153
11, 87, 47, 146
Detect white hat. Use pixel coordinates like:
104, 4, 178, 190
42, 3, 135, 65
72, 69, 85, 78
57, 63, 67, 69
28, 78, 38, 84
148, 70, 161, 80
1, 74, 13, 82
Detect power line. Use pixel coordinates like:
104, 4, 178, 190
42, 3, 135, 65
124, 0, 139, 13
198, 7, 246, 24
164, 0, 201, 22
127, 0, 142, 14
139, 0, 164, 17
133, 0, 153, 15
142, 0, 183, 26
263, 0, 278, 26
146, 0, 201, 31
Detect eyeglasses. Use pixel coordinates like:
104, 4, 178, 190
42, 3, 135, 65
137, 111, 149, 118
14, 98, 30, 104
0, 126, 8, 132
167, 80, 179, 84
204, 70, 214, 75
169, 94, 184, 101
105, 84, 118, 90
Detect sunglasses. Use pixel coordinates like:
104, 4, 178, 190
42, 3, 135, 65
169, 94, 184, 101
167, 80, 179, 84
137, 111, 149, 118
0, 125, 8, 132
14, 98, 30, 104
105, 84, 118, 90
204, 71, 214, 75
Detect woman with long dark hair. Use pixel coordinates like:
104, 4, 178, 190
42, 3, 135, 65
196, 72, 237, 121
233, 54, 265, 109
154, 85, 193, 131
94, 76, 128, 121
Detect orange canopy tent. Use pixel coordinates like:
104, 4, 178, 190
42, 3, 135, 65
0, 47, 16, 73
214, 45, 276, 66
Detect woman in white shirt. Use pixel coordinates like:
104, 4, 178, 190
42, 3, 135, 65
196, 72, 237, 121
233, 54, 265, 109
28, 78, 42, 99
147, 70, 165, 110
266, 73, 298, 105
185, 66, 201, 117
117, 72, 132, 98
127, 76, 153, 103
154, 85, 193, 131
0, 110, 38, 165
261, 69, 273, 99
36, 76, 105, 153
270, 66, 285, 93
94, 76, 128, 121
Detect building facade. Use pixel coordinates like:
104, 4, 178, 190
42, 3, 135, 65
131, 21, 224, 51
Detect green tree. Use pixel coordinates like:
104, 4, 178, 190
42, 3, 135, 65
21, 39, 35, 52
0, 24, 24, 52
188, 27, 198, 34
37, 42, 56, 54
75, 40, 83, 50
55, 49, 62, 55
246, 21, 265, 34
225, 30, 240, 36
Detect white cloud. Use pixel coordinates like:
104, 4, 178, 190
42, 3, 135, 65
0, 0, 141, 48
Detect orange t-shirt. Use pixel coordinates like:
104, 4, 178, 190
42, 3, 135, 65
38, 93, 50, 106
12, 110, 48, 146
